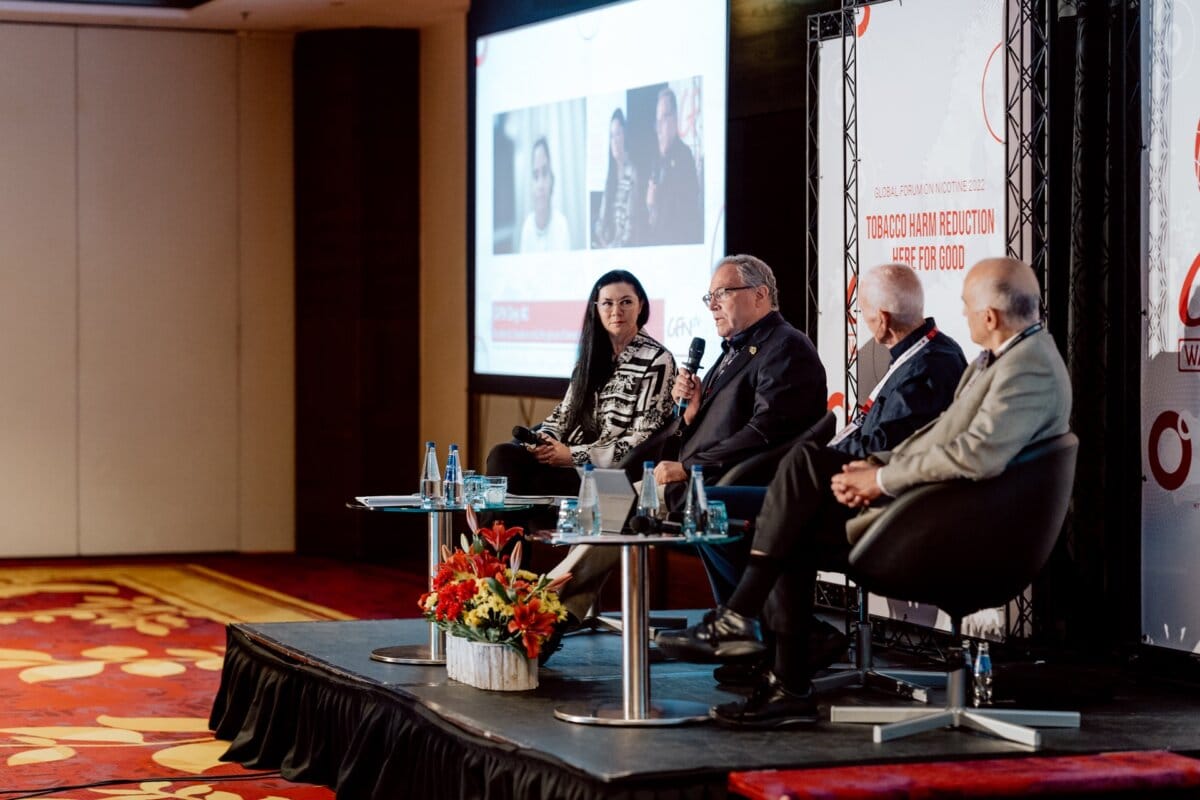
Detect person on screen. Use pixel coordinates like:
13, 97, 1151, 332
644, 88, 703, 245
656, 257, 1070, 729
486, 269, 676, 496
519, 136, 572, 253
593, 109, 642, 248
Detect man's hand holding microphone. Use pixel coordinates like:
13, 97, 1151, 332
654, 337, 705, 486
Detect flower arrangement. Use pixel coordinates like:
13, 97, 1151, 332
419, 509, 570, 660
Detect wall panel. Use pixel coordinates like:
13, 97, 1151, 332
78, 29, 239, 554
238, 33, 295, 552
0, 25, 78, 557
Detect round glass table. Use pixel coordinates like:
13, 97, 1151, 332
546, 530, 742, 727
349, 497, 535, 665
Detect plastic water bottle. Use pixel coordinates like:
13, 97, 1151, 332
973, 641, 993, 706
577, 464, 602, 536
443, 444, 464, 508
637, 461, 659, 519
681, 465, 708, 538
419, 442, 441, 509
961, 639, 974, 674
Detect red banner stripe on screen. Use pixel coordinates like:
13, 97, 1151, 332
493, 300, 665, 344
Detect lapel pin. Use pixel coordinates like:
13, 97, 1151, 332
749, 346, 758, 356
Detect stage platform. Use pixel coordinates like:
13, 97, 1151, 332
210, 617, 1200, 799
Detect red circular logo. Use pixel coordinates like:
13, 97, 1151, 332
1181, 252, 1200, 328
856, 7, 871, 38
1148, 411, 1192, 491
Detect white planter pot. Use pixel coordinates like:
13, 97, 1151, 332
445, 634, 538, 691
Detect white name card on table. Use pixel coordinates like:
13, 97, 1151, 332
354, 495, 423, 508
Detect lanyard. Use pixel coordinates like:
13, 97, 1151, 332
829, 327, 937, 446
961, 320, 1045, 391
993, 320, 1044, 361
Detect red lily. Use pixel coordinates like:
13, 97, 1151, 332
480, 521, 523, 554
508, 597, 558, 659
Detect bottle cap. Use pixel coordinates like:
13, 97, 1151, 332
691, 464, 703, 473
450, 444, 458, 450
643, 460, 654, 468
426, 441, 435, 447
584, 463, 594, 472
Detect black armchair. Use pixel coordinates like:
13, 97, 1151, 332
715, 410, 837, 487
827, 432, 1081, 746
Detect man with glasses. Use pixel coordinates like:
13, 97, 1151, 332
538, 255, 823, 663
654, 254, 826, 506
657, 257, 1069, 729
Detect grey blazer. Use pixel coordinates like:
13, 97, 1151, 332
846, 329, 1072, 544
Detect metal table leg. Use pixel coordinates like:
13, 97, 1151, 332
554, 544, 710, 726
371, 509, 453, 664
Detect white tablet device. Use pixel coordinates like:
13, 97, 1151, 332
577, 467, 637, 533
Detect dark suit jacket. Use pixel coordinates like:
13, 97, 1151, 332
679, 311, 827, 481
833, 318, 967, 459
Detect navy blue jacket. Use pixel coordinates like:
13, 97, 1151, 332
833, 317, 967, 459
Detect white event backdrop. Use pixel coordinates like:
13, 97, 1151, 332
1142, 0, 1200, 654
816, 0, 1008, 638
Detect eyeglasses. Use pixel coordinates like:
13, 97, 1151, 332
702, 286, 752, 306
596, 297, 638, 313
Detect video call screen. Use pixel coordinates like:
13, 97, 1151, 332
472, 0, 728, 386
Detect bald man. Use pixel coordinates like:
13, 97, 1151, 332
696, 263, 967, 633
657, 257, 1072, 729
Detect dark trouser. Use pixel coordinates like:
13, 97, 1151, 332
752, 442, 857, 639
486, 442, 581, 495
697, 486, 766, 605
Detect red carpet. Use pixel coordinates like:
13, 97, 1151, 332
729, 750, 1200, 798
0, 556, 427, 799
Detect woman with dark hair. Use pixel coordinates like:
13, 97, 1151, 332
593, 109, 641, 248
487, 270, 677, 495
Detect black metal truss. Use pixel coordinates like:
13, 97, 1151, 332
1003, 0, 1050, 639
1004, 0, 1051, 285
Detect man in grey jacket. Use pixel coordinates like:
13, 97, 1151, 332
656, 257, 1072, 729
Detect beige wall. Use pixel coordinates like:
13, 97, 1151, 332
419, 18, 470, 464
237, 33, 296, 553
418, 16, 565, 471
0, 25, 78, 556
0, 23, 294, 556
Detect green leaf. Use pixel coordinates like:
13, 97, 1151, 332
485, 577, 509, 602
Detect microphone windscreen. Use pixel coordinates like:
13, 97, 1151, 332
685, 337, 705, 371
512, 425, 540, 445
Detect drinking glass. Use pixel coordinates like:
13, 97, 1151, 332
483, 476, 508, 508
463, 474, 487, 509
705, 500, 729, 537
556, 498, 580, 535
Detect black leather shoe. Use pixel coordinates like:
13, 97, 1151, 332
654, 606, 765, 663
808, 620, 851, 673
713, 656, 767, 687
710, 671, 819, 729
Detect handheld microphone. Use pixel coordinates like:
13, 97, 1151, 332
675, 337, 706, 417
512, 425, 541, 446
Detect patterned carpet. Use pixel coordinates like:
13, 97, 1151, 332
0, 559, 420, 799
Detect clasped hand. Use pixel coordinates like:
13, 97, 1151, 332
830, 460, 883, 508
530, 436, 572, 467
